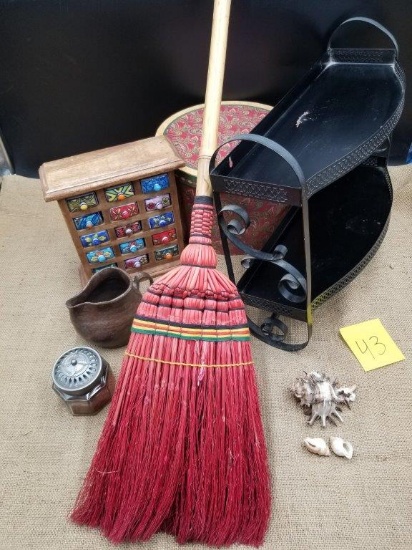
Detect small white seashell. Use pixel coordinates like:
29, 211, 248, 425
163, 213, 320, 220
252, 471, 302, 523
303, 437, 330, 457
330, 436, 353, 459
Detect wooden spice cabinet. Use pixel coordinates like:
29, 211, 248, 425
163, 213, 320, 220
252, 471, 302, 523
40, 136, 186, 284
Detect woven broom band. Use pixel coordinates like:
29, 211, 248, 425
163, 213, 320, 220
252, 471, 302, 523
131, 316, 251, 342
141, 296, 245, 311
124, 351, 254, 368
188, 199, 214, 245
144, 287, 242, 304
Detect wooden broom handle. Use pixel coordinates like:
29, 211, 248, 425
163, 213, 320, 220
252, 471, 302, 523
196, 0, 232, 197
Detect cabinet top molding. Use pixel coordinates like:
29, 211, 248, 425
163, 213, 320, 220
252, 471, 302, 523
40, 136, 184, 202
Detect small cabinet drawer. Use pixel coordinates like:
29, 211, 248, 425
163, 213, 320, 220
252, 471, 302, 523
148, 212, 175, 229
124, 254, 149, 270
73, 212, 104, 230
152, 228, 177, 246
86, 246, 115, 264
66, 192, 98, 213
114, 221, 142, 238
144, 194, 171, 212
140, 174, 169, 194
92, 263, 118, 274
80, 230, 110, 248
119, 238, 146, 254
109, 202, 139, 221
104, 183, 135, 202
154, 244, 179, 261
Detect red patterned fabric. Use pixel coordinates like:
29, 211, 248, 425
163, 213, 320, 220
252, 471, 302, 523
161, 103, 290, 255
164, 103, 269, 169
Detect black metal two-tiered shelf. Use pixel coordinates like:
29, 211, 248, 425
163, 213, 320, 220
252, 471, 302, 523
210, 18, 405, 350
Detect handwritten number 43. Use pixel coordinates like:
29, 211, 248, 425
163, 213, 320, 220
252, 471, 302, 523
356, 336, 387, 359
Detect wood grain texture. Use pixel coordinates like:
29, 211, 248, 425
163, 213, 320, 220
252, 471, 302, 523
39, 136, 184, 202
196, 0, 232, 197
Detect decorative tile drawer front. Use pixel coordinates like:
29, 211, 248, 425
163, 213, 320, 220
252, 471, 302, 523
124, 254, 149, 270
154, 244, 179, 261
66, 192, 98, 213
109, 202, 139, 221
119, 238, 146, 255
104, 183, 135, 202
148, 212, 175, 229
92, 263, 118, 274
152, 228, 177, 246
144, 194, 171, 212
140, 173, 169, 194
73, 212, 104, 230
114, 221, 142, 238
80, 230, 110, 248
86, 247, 115, 264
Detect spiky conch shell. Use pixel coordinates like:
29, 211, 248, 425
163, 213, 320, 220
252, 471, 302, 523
290, 371, 356, 427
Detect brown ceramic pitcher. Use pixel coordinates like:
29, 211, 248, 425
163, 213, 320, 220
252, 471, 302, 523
66, 267, 153, 348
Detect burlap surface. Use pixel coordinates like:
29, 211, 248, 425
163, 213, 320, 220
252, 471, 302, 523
0, 168, 411, 549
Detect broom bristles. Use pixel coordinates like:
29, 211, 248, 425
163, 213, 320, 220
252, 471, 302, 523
71, 198, 271, 546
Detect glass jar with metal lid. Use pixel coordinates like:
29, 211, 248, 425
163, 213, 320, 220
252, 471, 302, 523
52, 347, 115, 415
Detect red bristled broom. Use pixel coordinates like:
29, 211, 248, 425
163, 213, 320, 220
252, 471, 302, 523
71, 0, 271, 545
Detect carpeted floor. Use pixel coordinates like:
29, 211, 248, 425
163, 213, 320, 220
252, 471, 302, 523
1, 168, 411, 549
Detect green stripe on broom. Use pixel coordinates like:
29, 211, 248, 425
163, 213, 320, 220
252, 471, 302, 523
132, 317, 251, 341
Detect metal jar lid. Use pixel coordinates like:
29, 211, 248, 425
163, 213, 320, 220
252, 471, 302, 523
52, 347, 104, 396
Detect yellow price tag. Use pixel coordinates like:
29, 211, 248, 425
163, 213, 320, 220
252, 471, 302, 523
340, 319, 405, 371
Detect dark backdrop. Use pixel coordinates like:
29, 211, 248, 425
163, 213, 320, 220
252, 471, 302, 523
0, 0, 410, 177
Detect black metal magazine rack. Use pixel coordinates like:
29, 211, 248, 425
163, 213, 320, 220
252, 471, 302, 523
210, 18, 406, 351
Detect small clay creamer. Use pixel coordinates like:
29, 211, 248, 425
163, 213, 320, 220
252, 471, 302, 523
66, 267, 153, 348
